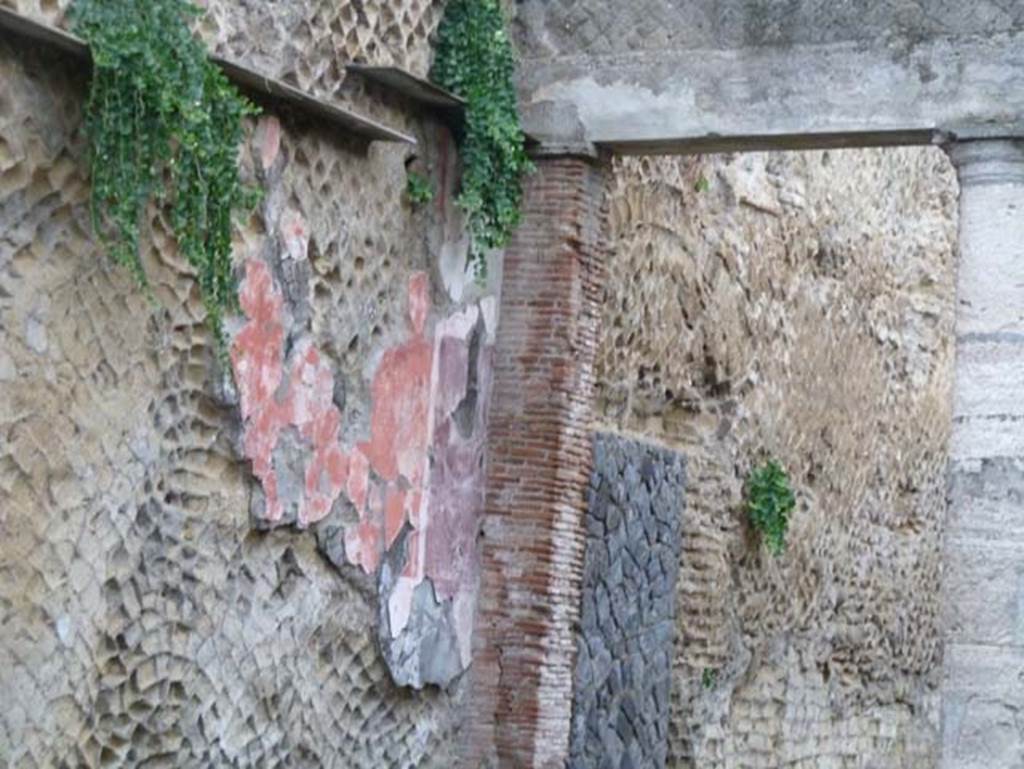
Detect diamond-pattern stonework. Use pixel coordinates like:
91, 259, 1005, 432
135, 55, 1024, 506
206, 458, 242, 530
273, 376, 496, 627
514, 0, 1024, 60
0, 33, 483, 766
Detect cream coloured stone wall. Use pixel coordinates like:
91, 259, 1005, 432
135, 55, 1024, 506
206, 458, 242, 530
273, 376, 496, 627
596, 148, 957, 767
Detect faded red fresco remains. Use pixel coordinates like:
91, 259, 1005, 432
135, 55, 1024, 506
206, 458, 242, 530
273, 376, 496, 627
232, 259, 349, 527
232, 250, 491, 658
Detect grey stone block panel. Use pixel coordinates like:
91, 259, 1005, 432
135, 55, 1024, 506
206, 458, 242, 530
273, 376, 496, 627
570, 432, 686, 769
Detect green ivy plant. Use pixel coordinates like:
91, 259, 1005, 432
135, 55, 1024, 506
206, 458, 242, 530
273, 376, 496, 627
406, 171, 434, 206
701, 667, 718, 690
72, 0, 259, 349
431, 0, 532, 278
746, 459, 796, 556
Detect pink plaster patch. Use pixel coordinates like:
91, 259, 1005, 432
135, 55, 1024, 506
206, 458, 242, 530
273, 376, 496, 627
346, 448, 370, 514
358, 338, 432, 483
232, 257, 491, 668
233, 260, 285, 421
384, 487, 407, 549
422, 307, 491, 602
349, 272, 434, 574
408, 272, 429, 336
345, 506, 383, 575
232, 260, 347, 526
257, 115, 282, 172
347, 484, 386, 573
386, 304, 493, 656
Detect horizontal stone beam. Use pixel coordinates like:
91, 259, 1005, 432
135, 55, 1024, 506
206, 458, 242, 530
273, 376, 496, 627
517, 31, 1024, 154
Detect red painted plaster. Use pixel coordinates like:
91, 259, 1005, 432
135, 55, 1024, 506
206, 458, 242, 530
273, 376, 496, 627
423, 309, 492, 609
233, 257, 491, 668
386, 304, 493, 659
257, 115, 282, 172
232, 259, 349, 526
350, 274, 434, 573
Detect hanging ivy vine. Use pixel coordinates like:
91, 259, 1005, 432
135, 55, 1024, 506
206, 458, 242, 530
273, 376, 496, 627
71, 0, 259, 348
431, 0, 532, 277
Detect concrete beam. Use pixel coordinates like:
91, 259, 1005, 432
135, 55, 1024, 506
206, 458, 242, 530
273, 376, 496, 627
517, 31, 1024, 154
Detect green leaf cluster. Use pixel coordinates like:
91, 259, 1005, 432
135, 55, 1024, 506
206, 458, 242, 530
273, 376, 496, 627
746, 459, 796, 556
430, 0, 532, 278
701, 667, 718, 690
406, 171, 434, 206
71, 0, 259, 348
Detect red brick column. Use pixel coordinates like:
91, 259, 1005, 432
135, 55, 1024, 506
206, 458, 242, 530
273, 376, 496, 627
464, 152, 609, 768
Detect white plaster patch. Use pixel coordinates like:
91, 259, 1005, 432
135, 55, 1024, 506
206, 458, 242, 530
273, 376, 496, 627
54, 616, 73, 647
480, 295, 499, 343
439, 236, 473, 302
453, 586, 476, 669
388, 576, 417, 638
24, 306, 48, 356
0, 349, 15, 382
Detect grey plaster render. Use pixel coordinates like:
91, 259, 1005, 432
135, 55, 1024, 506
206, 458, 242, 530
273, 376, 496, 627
513, 2, 1024, 153
514, 0, 1024, 59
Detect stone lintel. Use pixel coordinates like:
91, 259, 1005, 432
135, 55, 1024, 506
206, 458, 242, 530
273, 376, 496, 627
517, 32, 1024, 154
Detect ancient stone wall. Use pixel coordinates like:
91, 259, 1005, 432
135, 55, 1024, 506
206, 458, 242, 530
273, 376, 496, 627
2, 0, 446, 81
571, 433, 685, 769
595, 147, 957, 767
0, 0, 495, 762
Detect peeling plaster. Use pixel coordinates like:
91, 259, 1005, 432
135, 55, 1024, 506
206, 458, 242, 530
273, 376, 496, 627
232, 255, 493, 688
232, 259, 349, 528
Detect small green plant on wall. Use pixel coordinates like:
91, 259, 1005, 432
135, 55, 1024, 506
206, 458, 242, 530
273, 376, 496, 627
71, 0, 259, 350
431, 0, 533, 279
406, 171, 434, 206
701, 667, 718, 690
746, 459, 796, 556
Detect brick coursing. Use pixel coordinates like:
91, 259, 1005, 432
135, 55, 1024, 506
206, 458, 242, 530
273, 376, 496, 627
465, 154, 610, 767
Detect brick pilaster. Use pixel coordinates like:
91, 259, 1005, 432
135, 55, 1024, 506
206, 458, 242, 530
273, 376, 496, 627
464, 153, 608, 768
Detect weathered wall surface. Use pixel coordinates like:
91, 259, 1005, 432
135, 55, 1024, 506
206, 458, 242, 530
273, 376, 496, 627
514, 0, 1024, 59
510, 0, 1024, 157
2, 0, 446, 84
571, 433, 685, 769
0, 0, 493, 760
596, 147, 957, 767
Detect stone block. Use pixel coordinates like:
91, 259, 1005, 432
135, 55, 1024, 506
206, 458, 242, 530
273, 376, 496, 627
569, 432, 686, 769
942, 644, 1024, 769
943, 537, 1024, 648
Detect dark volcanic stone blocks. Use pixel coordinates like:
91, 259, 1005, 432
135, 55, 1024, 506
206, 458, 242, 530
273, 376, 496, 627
570, 433, 686, 769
